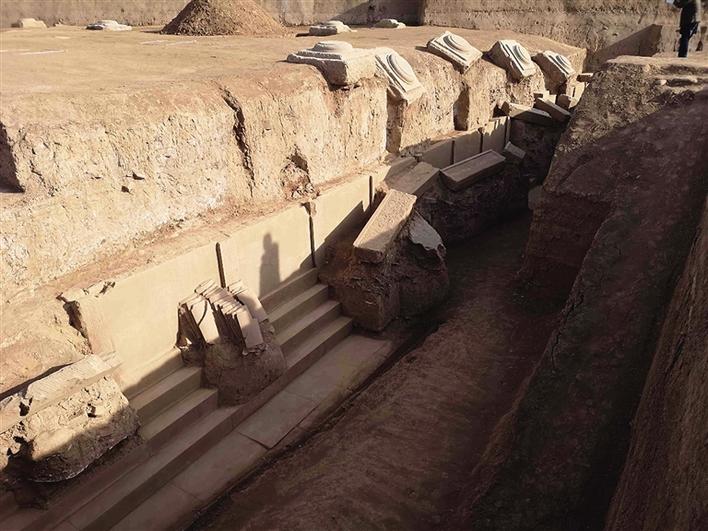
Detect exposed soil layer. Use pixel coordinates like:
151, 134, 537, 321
605, 200, 708, 531
454, 56, 708, 531
162, 0, 284, 36
190, 215, 559, 530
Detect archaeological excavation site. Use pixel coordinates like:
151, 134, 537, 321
1, 0, 707, 529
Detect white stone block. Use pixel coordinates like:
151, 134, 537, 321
86, 20, 132, 31
375, 19, 406, 29
373, 48, 425, 103
287, 41, 376, 86
427, 31, 482, 72
309, 20, 353, 36
13, 18, 47, 29
488, 40, 537, 81
534, 50, 576, 84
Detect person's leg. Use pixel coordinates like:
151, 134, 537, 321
678, 31, 690, 57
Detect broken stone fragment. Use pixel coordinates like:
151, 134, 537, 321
427, 31, 482, 72
86, 20, 132, 31
488, 40, 537, 81
373, 47, 425, 103
503, 142, 526, 162
375, 19, 406, 29
2, 377, 137, 482
287, 41, 376, 86
308, 20, 353, 36
407, 212, 445, 259
12, 18, 47, 29
533, 50, 576, 85
534, 97, 572, 123
501, 101, 554, 127
353, 189, 417, 263
556, 94, 579, 110
440, 150, 507, 192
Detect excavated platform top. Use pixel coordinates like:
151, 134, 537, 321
0, 25, 584, 96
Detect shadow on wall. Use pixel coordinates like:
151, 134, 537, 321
590, 24, 665, 69
259, 233, 279, 296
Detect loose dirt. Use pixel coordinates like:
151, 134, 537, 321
190, 214, 559, 530
162, 0, 284, 36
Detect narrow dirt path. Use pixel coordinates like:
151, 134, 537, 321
191, 214, 559, 530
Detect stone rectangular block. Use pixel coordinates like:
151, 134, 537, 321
312, 172, 371, 266
386, 162, 438, 197
481, 117, 509, 154
421, 138, 454, 168
503, 142, 526, 162
440, 150, 507, 191
219, 203, 312, 298
488, 40, 537, 80
453, 131, 482, 162
287, 41, 376, 86
353, 189, 417, 263
556, 94, 579, 110
534, 98, 572, 123
501, 101, 554, 126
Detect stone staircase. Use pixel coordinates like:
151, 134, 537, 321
4, 268, 359, 530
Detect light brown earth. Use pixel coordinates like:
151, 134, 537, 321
162, 0, 285, 36
190, 214, 560, 530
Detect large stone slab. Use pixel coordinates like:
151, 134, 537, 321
386, 162, 438, 197
421, 137, 454, 168
374, 47, 425, 103
440, 150, 507, 191
353, 189, 417, 263
287, 41, 376, 86
481, 116, 509, 153
501, 101, 554, 126
427, 31, 482, 72
453, 131, 482, 162
488, 40, 537, 81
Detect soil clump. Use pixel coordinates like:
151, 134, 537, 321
162, 0, 284, 37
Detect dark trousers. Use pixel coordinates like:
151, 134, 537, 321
679, 32, 691, 57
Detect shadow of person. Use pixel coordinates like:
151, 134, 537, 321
260, 233, 280, 297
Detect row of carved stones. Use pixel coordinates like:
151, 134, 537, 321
287, 34, 575, 103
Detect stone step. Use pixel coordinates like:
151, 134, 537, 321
139, 387, 219, 449
286, 316, 354, 372
261, 268, 319, 313
66, 406, 238, 531
277, 300, 342, 354
269, 283, 330, 333
130, 366, 202, 423
121, 347, 185, 399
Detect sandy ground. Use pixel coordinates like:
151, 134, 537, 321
0, 25, 583, 96
189, 214, 559, 530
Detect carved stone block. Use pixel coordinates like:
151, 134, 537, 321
373, 48, 425, 103
488, 40, 537, 81
287, 41, 376, 86
427, 31, 482, 72
534, 50, 576, 84
309, 20, 353, 36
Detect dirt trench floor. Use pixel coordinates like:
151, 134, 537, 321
190, 214, 560, 530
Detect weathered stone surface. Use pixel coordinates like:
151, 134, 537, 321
440, 150, 506, 192
321, 209, 448, 332
533, 50, 576, 85
308, 20, 352, 36
556, 93, 579, 110
386, 162, 438, 197
501, 101, 554, 126
228, 280, 268, 323
427, 31, 482, 72
488, 40, 537, 81
353, 189, 416, 263
13, 18, 47, 29
453, 131, 482, 162
203, 322, 286, 405
420, 138, 454, 168
287, 41, 376, 86
503, 142, 526, 162
1, 354, 120, 434
86, 20, 132, 31
374, 47, 425, 103
1, 377, 137, 482
374, 18, 406, 28
481, 116, 508, 154
534, 97, 571, 123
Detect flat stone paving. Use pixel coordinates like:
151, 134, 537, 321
191, 215, 560, 531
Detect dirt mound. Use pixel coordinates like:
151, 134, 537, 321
162, 0, 284, 36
